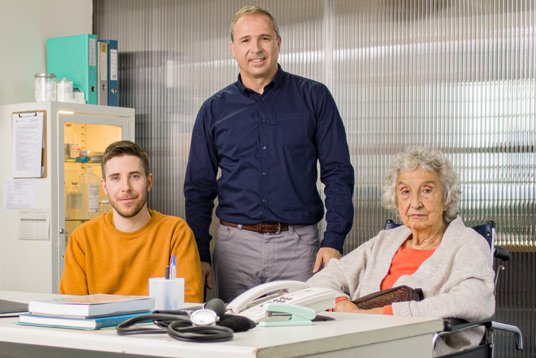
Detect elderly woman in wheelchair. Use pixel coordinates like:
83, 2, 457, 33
307, 146, 495, 356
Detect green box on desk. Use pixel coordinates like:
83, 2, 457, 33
47, 34, 98, 105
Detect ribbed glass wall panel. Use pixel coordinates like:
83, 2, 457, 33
94, 1, 534, 355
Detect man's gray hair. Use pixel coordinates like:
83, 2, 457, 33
230, 5, 280, 41
382, 146, 460, 222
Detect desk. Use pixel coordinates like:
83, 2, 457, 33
0, 291, 443, 358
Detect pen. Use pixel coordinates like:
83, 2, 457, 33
170, 255, 176, 280
165, 266, 171, 280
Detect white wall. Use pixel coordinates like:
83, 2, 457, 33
0, 0, 92, 105
0, 0, 92, 290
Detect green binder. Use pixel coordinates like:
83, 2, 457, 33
47, 34, 98, 105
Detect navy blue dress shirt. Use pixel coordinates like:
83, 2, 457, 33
184, 66, 354, 263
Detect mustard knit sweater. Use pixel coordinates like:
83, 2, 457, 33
60, 209, 203, 303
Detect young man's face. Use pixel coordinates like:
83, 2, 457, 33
102, 155, 153, 219
230, 13, 281, 85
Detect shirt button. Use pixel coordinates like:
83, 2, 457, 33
262, 199, 266, 203
262, 146, 267, 150
262, 172, 267, 176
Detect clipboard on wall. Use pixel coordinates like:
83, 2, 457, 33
12, 111, 47, 178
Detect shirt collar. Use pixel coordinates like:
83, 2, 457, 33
235, 64, 285, 95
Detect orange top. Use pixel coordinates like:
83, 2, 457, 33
60, 210, 203, 303
381, 244, 435, 314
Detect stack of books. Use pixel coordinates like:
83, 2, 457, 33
18, 294, 154, 330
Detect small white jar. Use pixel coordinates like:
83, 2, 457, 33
34, 73, 56, 102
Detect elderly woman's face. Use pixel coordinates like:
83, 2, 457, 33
396, 167, 447, 232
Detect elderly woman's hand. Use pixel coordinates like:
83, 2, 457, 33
334, 300, 384, 315
334, 299, 360, 313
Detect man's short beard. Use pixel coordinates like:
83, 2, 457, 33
110, 196, 147, 219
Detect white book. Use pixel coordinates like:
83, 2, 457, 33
28, 294, 154, 318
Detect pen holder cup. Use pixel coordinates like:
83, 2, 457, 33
149, 277, 184, 311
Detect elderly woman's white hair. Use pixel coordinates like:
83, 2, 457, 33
382, 146, 460, 223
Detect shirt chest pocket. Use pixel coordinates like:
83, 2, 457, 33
273, 113, 313, 147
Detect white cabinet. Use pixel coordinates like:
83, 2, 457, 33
0, 102, 135, 293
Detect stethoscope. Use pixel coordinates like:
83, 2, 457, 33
116, 299, 234, 342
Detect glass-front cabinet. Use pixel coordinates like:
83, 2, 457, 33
62, 122, 123, 251
0, 102, 135, 293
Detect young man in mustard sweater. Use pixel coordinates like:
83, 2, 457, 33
60, 140, 203, 303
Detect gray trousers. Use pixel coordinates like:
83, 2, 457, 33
213, 224, 319, 303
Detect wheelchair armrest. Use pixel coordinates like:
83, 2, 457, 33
491, 321, 524, 350
441, 318, 492, 332
442, 318, 477, 331
433, 318, 488, 348
433, 318, 495, 353
434, 319, 524, 351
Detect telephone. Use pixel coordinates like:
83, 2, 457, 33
226, 280, 337, 323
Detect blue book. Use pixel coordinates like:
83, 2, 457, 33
18, 311, 149, 330
100, 39, 119, 106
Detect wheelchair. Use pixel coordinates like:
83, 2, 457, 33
383, 219, 523, 357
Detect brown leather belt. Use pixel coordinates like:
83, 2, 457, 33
220, 220, 289, 234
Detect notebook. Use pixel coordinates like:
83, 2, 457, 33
28, 294, 154, 318
0, 299, 28, 317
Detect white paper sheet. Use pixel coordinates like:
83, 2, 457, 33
12, 112, 45, 178
18, 209, 50, 241
3, 178, 37, 209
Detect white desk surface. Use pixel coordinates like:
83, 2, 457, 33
0, 290, 443, 358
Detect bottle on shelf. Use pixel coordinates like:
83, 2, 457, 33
64, 123, 79, 160
65, 181, 83, 220
82, 167, 101, 220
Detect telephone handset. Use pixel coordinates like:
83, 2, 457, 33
226, 280, 337, 323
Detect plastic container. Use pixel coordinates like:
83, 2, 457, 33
57, 77, 74, 102
34, 73, 56, 102
76, 150, 89, 163
82, 167, 101, 219
64, 123, 78, 159
149, 278, 184, 311
66, 181, 83, 219
73, 89, 86, 104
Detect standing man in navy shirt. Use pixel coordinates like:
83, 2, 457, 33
184, 5, 354, 302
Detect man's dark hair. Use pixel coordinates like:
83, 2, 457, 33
101, 140, 151, 177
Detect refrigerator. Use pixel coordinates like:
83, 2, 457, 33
0, 102, 135, 293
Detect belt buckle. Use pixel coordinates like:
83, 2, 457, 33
267, 222, 281, 235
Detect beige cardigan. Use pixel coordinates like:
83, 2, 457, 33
307, 217, 495, 356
